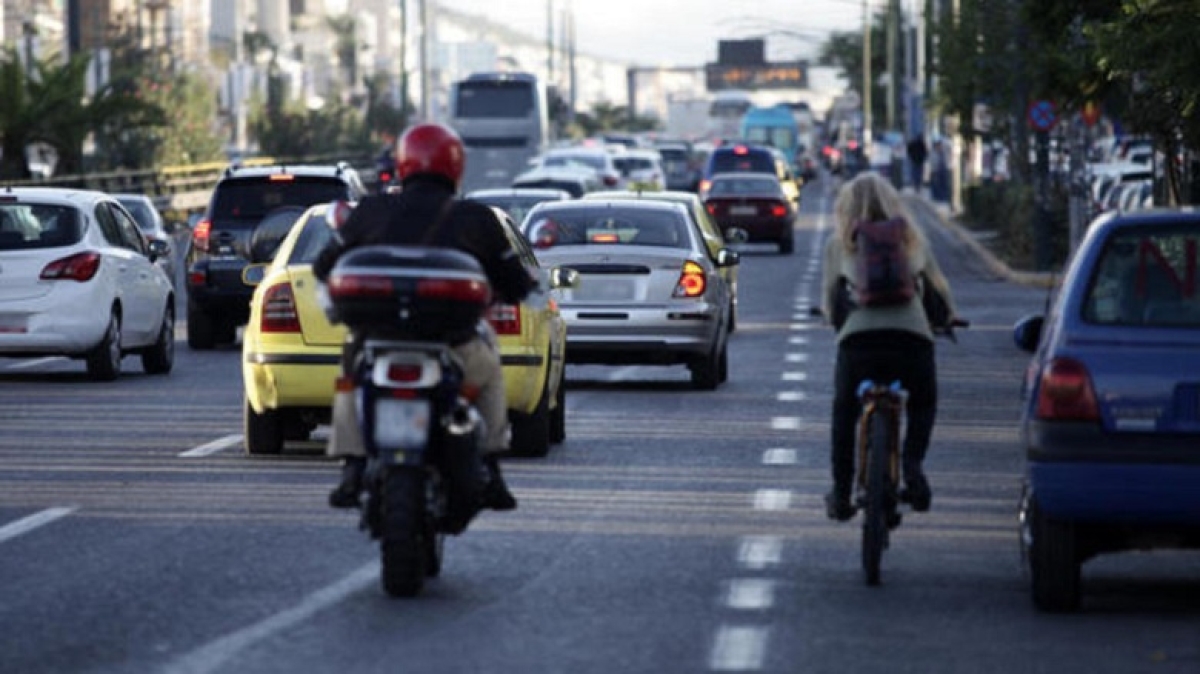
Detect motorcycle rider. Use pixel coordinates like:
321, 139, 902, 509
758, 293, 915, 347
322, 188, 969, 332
313, 122, 538, 512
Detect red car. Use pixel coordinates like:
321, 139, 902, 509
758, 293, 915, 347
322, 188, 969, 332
702, 172, 795, 254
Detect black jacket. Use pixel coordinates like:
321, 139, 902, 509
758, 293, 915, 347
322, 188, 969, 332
313, 177, 537, 305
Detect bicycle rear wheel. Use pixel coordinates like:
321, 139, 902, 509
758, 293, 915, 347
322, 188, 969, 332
861, 409, 893, 586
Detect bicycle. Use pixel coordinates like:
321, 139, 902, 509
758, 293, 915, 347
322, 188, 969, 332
854, 318, 968, 587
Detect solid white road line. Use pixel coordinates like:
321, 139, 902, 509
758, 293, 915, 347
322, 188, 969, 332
179, 435, 243, 458
165, 563, 377, 674
710, 625, 769, 671
0, 507, 76, 544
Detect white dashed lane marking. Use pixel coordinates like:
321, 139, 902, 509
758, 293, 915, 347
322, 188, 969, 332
737, 536, 782, 570
724, 579, 777, 611
710, 626, 769, 671
761, 448, 797, 465
752, 489, 792, 511
179, 435, 243, 458
0, 507, 77, 544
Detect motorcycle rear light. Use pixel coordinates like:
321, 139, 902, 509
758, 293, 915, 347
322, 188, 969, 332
40, 252, 101, 282
416, 278, 491, 304
328, 274, 394, 298
673, 260, 706, 298
192, 218, 211, 253
261, 284, 302, 333
1035, 357, 1100, 421
386, 363, 425, 383
487, 304, 521, 335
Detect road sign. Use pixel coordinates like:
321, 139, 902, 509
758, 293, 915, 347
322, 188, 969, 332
1027, 99, 1058, 132
1081, 100, 1101, 127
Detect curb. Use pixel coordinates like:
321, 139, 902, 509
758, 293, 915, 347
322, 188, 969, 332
908, 195, 1059, 289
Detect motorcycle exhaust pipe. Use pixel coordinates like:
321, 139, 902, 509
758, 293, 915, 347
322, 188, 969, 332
444, 398, 482, 437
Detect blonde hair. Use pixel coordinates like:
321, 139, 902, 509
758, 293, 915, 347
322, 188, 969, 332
833, 172, 918, 252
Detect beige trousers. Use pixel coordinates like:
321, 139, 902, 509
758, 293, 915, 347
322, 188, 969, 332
327, 322, 509, 458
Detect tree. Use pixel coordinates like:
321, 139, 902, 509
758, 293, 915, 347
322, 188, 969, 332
817, 6, 890, 135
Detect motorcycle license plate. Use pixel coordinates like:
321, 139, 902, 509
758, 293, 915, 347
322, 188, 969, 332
373, 398, 431, 450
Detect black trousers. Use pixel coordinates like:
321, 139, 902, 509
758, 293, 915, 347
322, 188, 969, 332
830, 330, 937, 491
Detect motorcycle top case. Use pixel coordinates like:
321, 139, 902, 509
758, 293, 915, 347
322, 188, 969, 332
328, 245, 492, 342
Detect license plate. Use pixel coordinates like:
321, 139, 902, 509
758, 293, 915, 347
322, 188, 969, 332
575, 279, 634, 301
730, 205, 757, 216
374, 398, 431, 449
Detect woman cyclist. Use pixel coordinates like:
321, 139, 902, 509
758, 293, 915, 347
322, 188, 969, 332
820, 172, 958, 521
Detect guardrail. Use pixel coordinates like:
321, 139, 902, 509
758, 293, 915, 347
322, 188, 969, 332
4, 153, 380, 219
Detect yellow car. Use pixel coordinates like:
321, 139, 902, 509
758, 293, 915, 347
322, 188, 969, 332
241, 203, 576, 457
582, 189, 744, 332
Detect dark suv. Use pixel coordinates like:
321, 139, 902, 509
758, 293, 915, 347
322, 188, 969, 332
186, 163, 366, 349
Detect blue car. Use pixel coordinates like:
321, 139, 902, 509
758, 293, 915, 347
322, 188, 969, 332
1013, 209, 1200, 612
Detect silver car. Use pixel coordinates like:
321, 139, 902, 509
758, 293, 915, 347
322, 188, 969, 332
521, 199, 739, 389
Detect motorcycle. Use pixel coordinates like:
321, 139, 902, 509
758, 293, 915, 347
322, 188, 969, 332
326, 244, 492, 597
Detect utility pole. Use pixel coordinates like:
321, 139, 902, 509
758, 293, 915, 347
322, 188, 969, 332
863, 0, 872, 147
887, 0, 899, 131
567, 0, 576, 125
546, 0, 555, 86
398, 0, 408, 122
419, 0, 428, 121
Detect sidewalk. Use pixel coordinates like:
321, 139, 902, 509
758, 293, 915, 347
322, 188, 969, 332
903, 188, 1058, 289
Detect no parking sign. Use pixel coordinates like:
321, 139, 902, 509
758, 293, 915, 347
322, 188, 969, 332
1027, 99, 1058, 132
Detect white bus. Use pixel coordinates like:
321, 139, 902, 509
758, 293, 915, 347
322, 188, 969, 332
706, 90, 754, 143
449, 72, 551, 194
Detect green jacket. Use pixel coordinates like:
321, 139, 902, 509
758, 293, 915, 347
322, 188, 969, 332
820, 224, 956, 344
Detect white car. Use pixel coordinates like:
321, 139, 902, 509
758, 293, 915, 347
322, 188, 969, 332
535, 147, 623, 189
612, 149, 666, 191
0, 187, 176, 380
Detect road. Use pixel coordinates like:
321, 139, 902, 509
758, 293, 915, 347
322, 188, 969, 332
1, 178, 1197, 674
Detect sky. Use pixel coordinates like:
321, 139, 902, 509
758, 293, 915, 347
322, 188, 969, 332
434, 0, 866, 67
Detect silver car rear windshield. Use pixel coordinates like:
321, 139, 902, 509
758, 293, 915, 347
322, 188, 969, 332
1083, 224, 1200, 327
0, 204, 82, 250
526, 208, 689, 249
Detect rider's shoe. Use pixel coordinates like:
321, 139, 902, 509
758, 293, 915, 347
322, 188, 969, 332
480, 455, 518, 511
328, 457, 365, 509
900, 469, 932, 512
824, 489, 857, 522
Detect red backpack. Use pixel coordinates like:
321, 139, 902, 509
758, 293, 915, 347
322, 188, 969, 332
851, 218, 916, 307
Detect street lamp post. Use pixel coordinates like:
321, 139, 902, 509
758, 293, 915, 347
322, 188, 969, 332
863, 0, 872, 148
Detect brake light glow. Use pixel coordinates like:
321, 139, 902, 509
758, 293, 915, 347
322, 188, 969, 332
487, 303, 521, 335
705, 203, 719, 216
673, 260, 707, 298
188, 267, 207, 286
328, 274, 394, 298
770, 202, 788, 218
733, 145, 749, 155
591, 232, 620, 244
192, 218, 212, 253
261, 284, 301, 333
386, 363, 424, 383
268, 174, 296, 182
1035, 357, 1099, 421
699, 179, 711, 194
40, 251, 101, 282
416, 278, 492, 304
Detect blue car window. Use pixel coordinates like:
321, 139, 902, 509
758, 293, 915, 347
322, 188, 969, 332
1084, 226, 1200, 326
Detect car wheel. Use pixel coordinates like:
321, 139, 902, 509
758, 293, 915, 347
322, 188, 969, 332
244, 399, 284, 455
187, 303, 215, 350
85, 312, 122, 382
1028, 497, 1082, 613
717, 341, 729, 384
689, 343, 721, 391
141, 302, 175, 375
216, 319, 238, 346
727, 298, 737, 334
510, 372, 551, 458
549, 368, 567, 444
779, 235, 795, 255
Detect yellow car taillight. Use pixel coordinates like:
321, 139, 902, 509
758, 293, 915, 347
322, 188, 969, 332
673, 260, 707, 298
487, 303, 522, 335
261, 284, 302, 333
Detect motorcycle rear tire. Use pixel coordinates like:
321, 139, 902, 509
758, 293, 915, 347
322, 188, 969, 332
381, 467, 428, 598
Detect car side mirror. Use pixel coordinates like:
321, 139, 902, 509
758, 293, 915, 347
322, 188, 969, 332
242, 263, 269, 287
716, 248, 740, 267
549, 266, 579, 290
146, 238, 170, 261
1013, 314, 1044, 353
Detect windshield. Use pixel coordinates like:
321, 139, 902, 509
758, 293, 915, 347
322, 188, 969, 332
211, 178, 348, 223
0, 204, 82, 249
455, 81, 535, 119
1083, 223, 1200, 326
525, 207, 689, 249
709, 150, 774, 174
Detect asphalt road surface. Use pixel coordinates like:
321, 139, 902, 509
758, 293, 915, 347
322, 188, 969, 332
1, 177, 1197, 674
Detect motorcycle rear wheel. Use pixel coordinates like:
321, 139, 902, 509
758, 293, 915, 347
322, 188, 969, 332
381, 467, 428, 597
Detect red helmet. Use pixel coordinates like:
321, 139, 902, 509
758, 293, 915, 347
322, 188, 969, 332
395, 123, 465, 186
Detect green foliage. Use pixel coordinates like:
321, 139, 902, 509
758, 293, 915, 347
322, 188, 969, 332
963, 181, 1068, 270
570, 101, 659, 138
250, 96, 372, 158
817, 7, 889, 131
